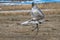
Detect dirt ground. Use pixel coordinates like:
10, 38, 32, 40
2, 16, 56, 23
0, 14, 60, 40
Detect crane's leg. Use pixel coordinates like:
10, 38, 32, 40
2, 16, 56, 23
32, 23, 39, 35
32, 24, 39, 32
36, 24, 39, 32
32, 26, 37, 31
36, 24, 39, 35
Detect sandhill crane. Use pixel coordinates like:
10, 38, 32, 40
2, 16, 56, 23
21, 2, 45, 34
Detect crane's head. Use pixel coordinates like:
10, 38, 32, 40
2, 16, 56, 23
32, 2, 34, 7
32, 2, 38, 7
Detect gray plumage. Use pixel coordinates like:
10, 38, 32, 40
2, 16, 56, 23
30, 5, 45, 22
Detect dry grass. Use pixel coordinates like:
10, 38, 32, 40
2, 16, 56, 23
38, 3, 60, 9
0, 10, 60, 16
0, 5, 32, 11
0, 12, 30, 16
0, 3, 60, 11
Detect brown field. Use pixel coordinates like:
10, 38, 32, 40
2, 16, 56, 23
0, 13, 60, 40
0, 3, 60, 40
0, 3, 60, 11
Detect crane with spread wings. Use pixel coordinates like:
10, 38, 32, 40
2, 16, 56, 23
21, 2, 45, 33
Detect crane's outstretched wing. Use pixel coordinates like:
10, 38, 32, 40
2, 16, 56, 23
21, 20, 39, 26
